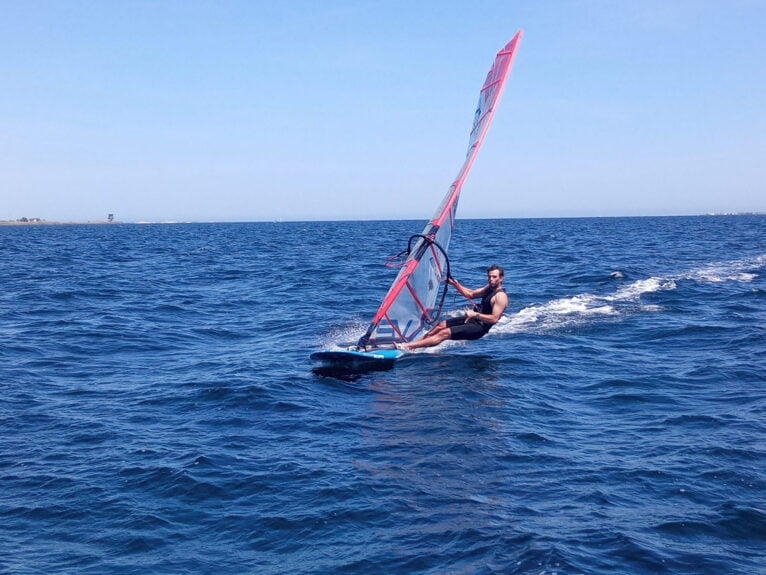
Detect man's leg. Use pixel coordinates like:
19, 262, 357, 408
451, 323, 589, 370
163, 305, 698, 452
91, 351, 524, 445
422, 320, 447, 338
402, 327, 452, 350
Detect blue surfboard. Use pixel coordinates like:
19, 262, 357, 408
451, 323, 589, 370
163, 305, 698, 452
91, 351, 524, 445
310, 348, 404, 371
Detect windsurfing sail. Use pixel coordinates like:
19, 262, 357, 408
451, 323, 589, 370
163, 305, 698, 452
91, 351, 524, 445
358, 31, 523, 349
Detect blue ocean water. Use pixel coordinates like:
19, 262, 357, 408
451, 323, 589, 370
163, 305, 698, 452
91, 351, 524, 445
1, 215, 764, 574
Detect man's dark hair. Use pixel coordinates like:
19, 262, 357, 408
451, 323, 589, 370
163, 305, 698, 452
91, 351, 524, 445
487, 264, 504, 277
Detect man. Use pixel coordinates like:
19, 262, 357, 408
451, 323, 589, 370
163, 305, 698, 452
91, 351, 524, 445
401, 264, 508, 350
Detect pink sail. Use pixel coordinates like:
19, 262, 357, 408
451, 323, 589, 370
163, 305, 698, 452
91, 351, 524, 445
359, 31, 523, 348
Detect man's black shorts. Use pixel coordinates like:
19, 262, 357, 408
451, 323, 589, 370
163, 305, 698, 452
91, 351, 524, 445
446, 315, 491, 341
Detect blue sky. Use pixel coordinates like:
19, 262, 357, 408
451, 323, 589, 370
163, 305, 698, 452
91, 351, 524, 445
2, 1, 764, 222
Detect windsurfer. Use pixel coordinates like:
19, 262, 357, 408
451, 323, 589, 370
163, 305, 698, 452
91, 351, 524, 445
401, 264, 508, 350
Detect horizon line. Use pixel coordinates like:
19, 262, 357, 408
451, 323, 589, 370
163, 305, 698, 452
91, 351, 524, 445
2, 212, 764, 227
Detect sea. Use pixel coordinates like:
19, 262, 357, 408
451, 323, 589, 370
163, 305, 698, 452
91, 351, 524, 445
1, 215, 764, 574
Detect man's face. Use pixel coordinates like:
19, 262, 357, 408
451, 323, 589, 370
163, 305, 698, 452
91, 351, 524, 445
487, 270, 503, 288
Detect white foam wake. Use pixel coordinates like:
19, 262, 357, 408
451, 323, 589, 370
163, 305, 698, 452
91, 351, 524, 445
492, 254, 764, 337
680, 254, 764, 284
494, 278, 671, 336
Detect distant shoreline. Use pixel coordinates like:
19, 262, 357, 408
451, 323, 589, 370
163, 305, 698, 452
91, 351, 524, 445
0, 220, 119, 226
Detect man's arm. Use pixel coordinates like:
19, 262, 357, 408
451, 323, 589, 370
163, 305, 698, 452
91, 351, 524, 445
448, 277, 489, 300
